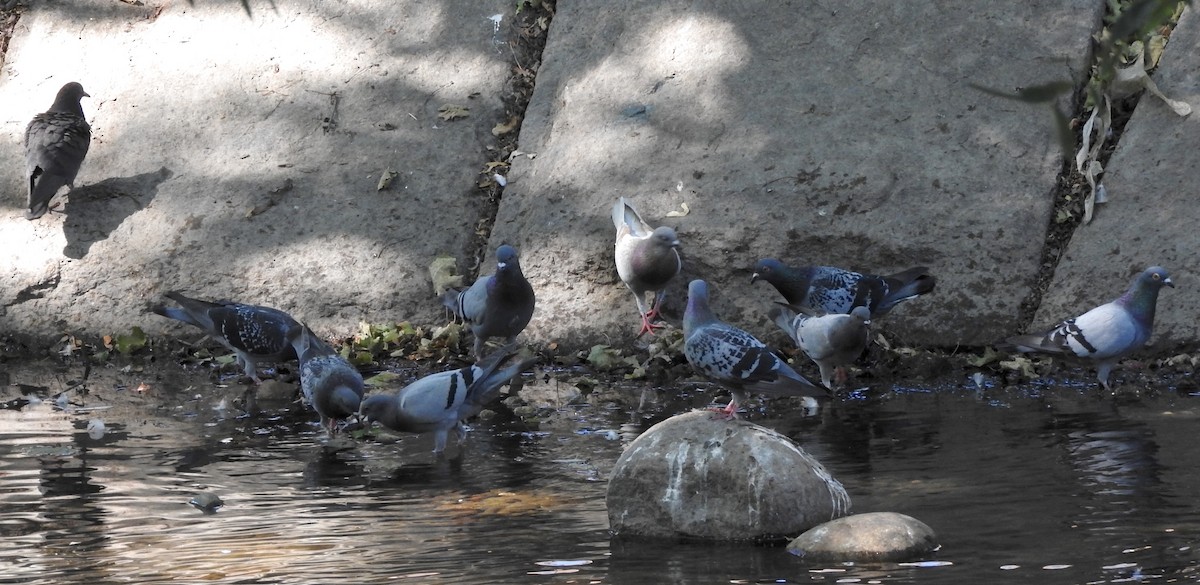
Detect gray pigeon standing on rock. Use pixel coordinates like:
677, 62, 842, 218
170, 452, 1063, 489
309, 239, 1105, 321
442, 244, 536, 358
24, 82, 92, 220
612, 197, 682, 335
291, 326, 364, 435
683, 279, 827, 418
151, 291, 303, 382
751, 258, 935, 319
770, 304, 871, 389
360, 345, 538, 454
1007, 266, 1173, 391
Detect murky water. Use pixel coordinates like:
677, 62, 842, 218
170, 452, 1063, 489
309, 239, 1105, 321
3, 362, 1200, 584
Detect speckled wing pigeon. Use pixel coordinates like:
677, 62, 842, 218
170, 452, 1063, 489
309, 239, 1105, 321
441, 244, 536, 358
291, 326, 364, 435
1007, 266, 1173, 391
683, 279, 827, 418
24, 82, 91, 220
360, 344, 538, 453
770, 304, 871, 389
751, 259, 935, 319
151, 291, 303, 382
612, 197, 682, 335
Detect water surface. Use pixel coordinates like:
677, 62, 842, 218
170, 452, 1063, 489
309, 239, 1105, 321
2, 363, 1199, 584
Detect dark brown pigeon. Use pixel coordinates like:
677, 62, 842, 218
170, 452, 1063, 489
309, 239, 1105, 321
25, 82, 91, 220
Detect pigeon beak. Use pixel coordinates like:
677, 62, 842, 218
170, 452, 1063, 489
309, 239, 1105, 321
1164, 277, 1175, 288
750, 272, 761, 284
497, 261, 508, 270
83, 91, 91, 98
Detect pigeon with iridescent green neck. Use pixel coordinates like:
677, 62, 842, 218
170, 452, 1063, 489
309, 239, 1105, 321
442, 245, 536, 358
1007, 266, 1173, 391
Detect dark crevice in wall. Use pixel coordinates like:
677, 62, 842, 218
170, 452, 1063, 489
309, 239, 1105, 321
1012, 3, 1166, 333
458, 1, 555, 278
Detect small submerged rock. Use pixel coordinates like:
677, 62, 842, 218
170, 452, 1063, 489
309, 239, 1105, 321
606, 410, 850, 542
189, 492, 225, 514
787, 511, 938, 562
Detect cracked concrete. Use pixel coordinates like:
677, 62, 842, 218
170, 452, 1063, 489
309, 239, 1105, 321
2, 0, 1197, 356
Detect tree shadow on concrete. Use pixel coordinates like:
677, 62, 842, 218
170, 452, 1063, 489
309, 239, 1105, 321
62, 167, 173, 260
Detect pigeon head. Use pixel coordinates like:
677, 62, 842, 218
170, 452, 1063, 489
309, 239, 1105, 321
51, 82, 90, 116
359, 394, 390, 426
751, 258, 785, 284
683, 279, 716, 333
495, 244, 520, 272
1140, 266, 1174, 289
650, 226, 681, 250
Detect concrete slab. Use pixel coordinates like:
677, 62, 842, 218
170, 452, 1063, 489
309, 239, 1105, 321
493, 0, 1103, 348
1, 0, 516, 340
1033, 6, 1198, 348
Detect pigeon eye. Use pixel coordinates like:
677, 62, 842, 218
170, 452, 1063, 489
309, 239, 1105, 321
1153, 273, 1161, 281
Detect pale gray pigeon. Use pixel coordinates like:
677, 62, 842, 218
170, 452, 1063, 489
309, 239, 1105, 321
612, 197, 681, 335
291, 326, 364, 435
152, 291, 302, 382
1007, 266, 1173, 391
360, 345, 538, 453
752, 258, 935, 319
25, 82, 91, 220
683, 279, 827, 418
770, 304, 871, 389
441, 244, 536, 358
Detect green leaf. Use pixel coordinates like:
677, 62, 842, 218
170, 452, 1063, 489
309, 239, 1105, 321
113, 327, 147, 355
364, 372, 401, 387
585, 345, 624, 370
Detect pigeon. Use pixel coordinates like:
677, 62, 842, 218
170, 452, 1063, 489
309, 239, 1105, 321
291, 326, 364, 435
683, 279, 827, 418
152, 291, 303, 382
770, 304, 871, 389
1007, 266, 1174, 391
360, 345, 539, 453
24, 82, 92, 220
442, 244, 536, 358
612, 197, 682, 335
751, 258, 935, 319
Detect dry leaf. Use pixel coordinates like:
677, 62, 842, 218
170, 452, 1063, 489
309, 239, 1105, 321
437, 104, 470, 121
665, 201, 690, 217
492, 116, 520, 136
429, 256, 463, 295
377, 169, 400, 191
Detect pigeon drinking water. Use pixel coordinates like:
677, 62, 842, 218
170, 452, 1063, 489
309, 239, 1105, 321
360, 345, 538, 453
770, 304, 871, 389
291, 326, 364, 435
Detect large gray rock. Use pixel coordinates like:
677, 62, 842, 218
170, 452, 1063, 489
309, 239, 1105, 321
1034, 7, 1200, 348
491, 0, 1105, 349
606, 410, 850, 541
787, 511, 938, 562
1, 0, 514, 342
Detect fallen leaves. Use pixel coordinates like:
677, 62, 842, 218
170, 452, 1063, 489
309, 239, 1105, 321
438, 489, 566, 517
437, 104, 470, 121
